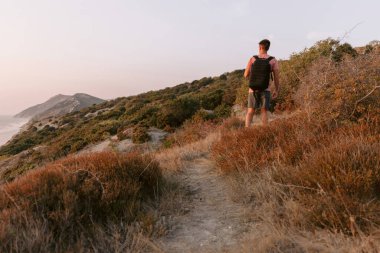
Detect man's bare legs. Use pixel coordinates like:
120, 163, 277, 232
245, 108, 254, 127
261, 108, 268, 126
246, 108, 268, 127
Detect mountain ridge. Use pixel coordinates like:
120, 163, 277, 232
15, 93, 105, 120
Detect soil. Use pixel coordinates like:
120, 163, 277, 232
157, 158, 253, 253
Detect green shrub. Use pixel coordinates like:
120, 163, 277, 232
198, 89, 224, 110
157, 97, 200, 128
214, 104, 231, 118
132, 126, 151, 144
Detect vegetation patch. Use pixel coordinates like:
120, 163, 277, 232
212, 42, 380, 237
0, 152, 162, 252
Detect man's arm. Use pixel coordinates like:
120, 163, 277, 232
272, 60, 280, 98
244, 58, 254, 92
244, 58, 252, 79
273, 69, 280, 91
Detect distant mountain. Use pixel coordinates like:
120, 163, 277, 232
15, 93, 105, 120
15, 94, 70, 118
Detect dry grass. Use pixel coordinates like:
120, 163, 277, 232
155, 132, 219, 172
209, 49, 380, 251
296, 51, 380, 123
238, 224, 380, 253
275, 137, 380, 234
212, 114, 380, 251
163, 119, 218, 148
0, 152, 164, 252
211, 113, 330, 173
219, 116, 245, 130
228, 159, 380, 253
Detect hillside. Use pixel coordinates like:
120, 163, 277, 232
0, 70, 243, 180
15, 94, 70, 118
0, 39, 379, 252
14, 93, 105, 120
1, 39, 379, 181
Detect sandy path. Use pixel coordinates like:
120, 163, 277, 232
157, 157, 252, 253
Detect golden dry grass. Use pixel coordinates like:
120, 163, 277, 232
209, 49, 380, 251
155, 132, 219, 172
210, 113, 380, 252
0, 152, 163, 252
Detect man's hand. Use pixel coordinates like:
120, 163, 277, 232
272, 89, 278, 99
248, 88, 254, 93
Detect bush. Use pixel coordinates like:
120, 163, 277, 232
157, 96, 200, 128
214, 104, 231, 118
163, 119, 217, 148
332, 42, 358, 62
275, 39, 361, 111
219, 74, 227, 80
191, 109, 216, 122
296, 51, 380, 123
275, 137, 380, 234
116, 127, 132, 141
198, 89, 224, 110
220, 116, 244, 130
132, 126, 151, 144
211, 115, 328, 173
212, 111, 380, 235
234, 77, 249, 108
0, 152, 162, 251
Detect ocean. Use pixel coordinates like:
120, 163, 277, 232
0, 115, 30, 147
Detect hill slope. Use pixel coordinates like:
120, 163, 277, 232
0, 70, 243, 181
15, 94, 70, 118
0, 39, 379, 252
1, 39, 378, 182
15, 93, 105, 119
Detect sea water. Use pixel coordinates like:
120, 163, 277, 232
0, 115, 29, 147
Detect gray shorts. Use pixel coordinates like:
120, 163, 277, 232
248, 91, 271, 110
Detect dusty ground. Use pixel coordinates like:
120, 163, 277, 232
78, 127, 168, 154
157, 157, 253, 253
154, 113, 295, 253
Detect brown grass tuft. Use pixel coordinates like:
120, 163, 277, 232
296, 52, 380, 124
212, 112, 380, 235
0, 152, 162, 252
211, 114, 330, 173
275, 138, 380, 234
156, 132, 219, 172
163, 119, 217, 148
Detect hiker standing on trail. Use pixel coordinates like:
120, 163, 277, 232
244, 39, 280, 127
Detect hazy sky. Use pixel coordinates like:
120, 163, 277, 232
1, 0, 379, 115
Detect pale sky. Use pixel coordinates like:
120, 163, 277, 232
0, 0, 379, 115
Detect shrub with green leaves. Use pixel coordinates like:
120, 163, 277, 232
132, 126, 151, 144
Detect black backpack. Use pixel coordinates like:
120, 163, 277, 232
248, 55, 274, 91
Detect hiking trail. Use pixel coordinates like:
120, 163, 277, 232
155, 113, 293, 252
157, 157, 252, 253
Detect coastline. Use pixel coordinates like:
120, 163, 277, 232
0, 116, 30, 147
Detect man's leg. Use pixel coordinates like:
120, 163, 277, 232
245, 91, 256, 127
261, 108, 268, 126
261, 91, 271, 126
245, 108, 255, 127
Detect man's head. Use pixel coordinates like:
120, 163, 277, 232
259, 39, 270, 53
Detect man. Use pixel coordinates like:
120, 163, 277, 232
244, 39, 280, 127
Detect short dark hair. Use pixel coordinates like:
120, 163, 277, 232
259, 39, 271, 51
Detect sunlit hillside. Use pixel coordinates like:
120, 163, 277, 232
0, 39, 379, 252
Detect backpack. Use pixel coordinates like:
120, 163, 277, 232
248, 55, 274, 91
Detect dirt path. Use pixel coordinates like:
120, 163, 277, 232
157, 157, 252, 253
